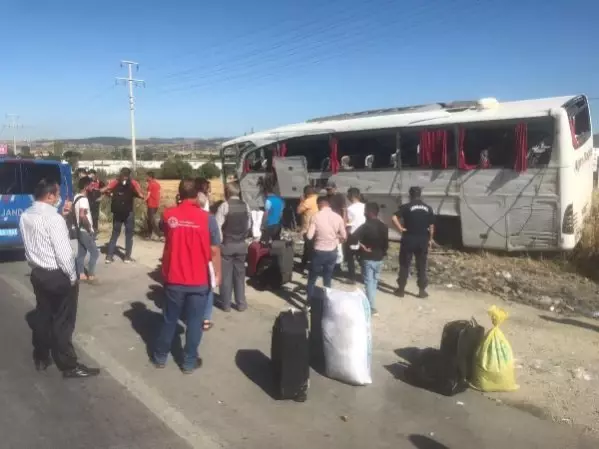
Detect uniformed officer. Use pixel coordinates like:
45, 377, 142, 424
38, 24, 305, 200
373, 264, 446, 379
391, 186, 435, 298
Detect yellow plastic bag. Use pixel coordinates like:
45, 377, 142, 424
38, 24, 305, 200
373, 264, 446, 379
471, 306, 519, 392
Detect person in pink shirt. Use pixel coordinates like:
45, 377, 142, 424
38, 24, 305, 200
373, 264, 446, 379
305, 196, 346, 301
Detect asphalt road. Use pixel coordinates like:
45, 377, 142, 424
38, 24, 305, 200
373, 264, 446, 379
0, 253, 191, 449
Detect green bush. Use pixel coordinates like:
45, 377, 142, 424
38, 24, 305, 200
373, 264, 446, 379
160, 158, 194, 179
196, 161, 221, 179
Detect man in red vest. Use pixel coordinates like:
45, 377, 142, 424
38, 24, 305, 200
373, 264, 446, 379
153, 178, 222, 374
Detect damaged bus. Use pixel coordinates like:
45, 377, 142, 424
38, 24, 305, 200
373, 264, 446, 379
221, 95, 593, 251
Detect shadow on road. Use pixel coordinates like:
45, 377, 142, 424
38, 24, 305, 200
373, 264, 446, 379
235, 349, 277, 400
123, 301, 184, 365
408, 434, 450, 449
539, 315, 599, 333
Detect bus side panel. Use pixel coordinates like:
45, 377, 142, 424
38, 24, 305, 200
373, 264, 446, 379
239, 173, 265, 210
459, 168, 559, 250
399, 169, 459, 216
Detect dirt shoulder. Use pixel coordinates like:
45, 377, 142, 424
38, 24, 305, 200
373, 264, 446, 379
125, 236, 599, 435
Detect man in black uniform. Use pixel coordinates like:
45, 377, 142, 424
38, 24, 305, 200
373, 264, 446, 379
392, 186, 435, 298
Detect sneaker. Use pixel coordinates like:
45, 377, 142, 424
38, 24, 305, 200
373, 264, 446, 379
105, 258, 114, 265
235, 303, 248, 312
123, 258, 134, 264
371, 308, 379, 317
181, 358, 203, 374
394, 288, 405, 298
418, 289, 429, 299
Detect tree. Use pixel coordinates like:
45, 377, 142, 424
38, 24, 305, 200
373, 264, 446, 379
160, 158, 194, 179
196, 161, 221, 180
53, 141, 65, 156
140, 150, 154, 161
63, 150, 82, 169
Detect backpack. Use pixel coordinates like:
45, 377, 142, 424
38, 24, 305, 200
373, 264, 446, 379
111, 180, 135, 219
66, 195, 85, 240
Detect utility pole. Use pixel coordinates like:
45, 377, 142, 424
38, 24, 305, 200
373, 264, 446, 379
116, 61, 145, 172
5, 114, 23, 156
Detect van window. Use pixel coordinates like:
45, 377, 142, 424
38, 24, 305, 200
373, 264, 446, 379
21, 164, 62, 194
0, 163, 20, 194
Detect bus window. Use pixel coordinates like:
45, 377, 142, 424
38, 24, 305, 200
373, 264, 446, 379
527, 118, 554, 168
337, 131, 396, 170
461, 125, 515, 169
399, 132, 421, 168
21, 163, 61, 193
567, 97, 592, 149
285, 136, 330, 171
0, 162, 20, 194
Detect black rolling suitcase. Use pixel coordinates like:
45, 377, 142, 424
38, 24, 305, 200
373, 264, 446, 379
271, 309, 309, 402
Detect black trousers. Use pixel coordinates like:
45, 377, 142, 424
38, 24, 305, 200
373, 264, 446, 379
29, 267, 79, 371
397, 237, 429, 291
146, 207, 160, 237
300, 235, 313, 271
261, 224, 281, 243
89, 202, 100, 233
343, 240, 358, 282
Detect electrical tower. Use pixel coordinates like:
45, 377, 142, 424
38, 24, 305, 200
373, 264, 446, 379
116, 61, 145, 172
5, 114, 23, 156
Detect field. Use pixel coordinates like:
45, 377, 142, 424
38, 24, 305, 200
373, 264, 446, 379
157, 178, 224, 207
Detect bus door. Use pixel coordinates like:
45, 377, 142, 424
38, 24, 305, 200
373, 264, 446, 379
272, 156, 309, 199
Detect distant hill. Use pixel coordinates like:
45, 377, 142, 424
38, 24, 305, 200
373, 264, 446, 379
36, 136, 231, 146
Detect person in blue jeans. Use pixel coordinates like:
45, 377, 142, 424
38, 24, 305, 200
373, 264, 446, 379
153, 178, 222, 374
101, 168, 144, 264
260, 175, 284, 242
73, 177, 100, 283
348, 202, 389, 316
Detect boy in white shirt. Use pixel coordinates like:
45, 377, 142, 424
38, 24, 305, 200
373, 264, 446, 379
345, 187, 366, 284
74, 177, 100, 283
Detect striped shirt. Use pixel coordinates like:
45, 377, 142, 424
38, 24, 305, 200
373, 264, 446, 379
19, 201, 77, 284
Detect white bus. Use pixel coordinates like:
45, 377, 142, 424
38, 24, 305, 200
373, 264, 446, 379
221, 95, 594, 251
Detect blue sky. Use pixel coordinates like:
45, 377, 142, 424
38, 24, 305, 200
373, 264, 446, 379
1, 0, 598, 139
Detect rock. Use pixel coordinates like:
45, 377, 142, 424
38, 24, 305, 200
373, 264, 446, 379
535, 296, 554, 307
571, 367, 592, 381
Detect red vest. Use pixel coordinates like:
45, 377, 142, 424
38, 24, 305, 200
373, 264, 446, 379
161, 200, 211, 286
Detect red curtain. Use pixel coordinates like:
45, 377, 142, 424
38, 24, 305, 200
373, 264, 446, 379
458, 128, 476, 170
569, 117, 578, 148
419, 130, 448, 168
329, 136, 340, 174
280, 142, 287, 157
514, 123, 528, 173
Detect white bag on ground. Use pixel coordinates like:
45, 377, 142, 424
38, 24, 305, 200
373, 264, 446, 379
322, 288, 372, 385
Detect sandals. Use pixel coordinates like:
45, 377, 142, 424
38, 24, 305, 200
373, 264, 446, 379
203, 320, 214, 331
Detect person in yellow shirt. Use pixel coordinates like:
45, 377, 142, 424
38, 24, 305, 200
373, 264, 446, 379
297, 185, 318, 274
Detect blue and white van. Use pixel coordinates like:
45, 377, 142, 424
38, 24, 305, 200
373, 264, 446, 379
0, 158, 73, 249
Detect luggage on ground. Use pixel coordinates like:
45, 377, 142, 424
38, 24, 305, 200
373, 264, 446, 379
269, 240, 294, 286
322, 288, 372, 385
404, 318, 485, 396
308, 287, 326, 371
247, 241, 270, 277
271, 309, 309, 402
248, 240, 294, 290
471, 306, 518, 392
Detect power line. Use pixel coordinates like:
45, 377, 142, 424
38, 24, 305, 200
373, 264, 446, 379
152, 0, 467, 98
116, 61, 145, 172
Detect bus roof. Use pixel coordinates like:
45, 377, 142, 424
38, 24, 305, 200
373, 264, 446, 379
224, 94, 581, 148
0, 158, 69, 166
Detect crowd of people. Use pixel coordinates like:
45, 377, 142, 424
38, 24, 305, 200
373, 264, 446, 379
19, 167, 435, 378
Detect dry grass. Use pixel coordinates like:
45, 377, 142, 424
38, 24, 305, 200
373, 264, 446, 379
157, 178, 225, 208
571, 190, 599, 278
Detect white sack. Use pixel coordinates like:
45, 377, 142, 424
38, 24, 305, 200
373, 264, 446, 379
251, 210, 264, 240
322, 288, 372, 385
335, 243, 344, 265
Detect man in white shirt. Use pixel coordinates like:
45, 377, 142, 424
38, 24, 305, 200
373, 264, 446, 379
19, 179, 99, 379
74, 177, 100, 283
345, 187, 366, 284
